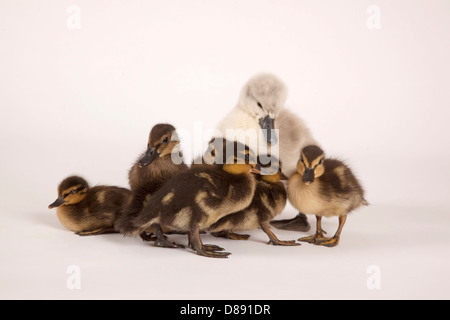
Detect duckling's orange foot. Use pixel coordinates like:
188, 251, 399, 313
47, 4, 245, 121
298, 234, 327, 244
315, 236, 340, 247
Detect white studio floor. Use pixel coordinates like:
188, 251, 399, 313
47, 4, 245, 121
1, 202, 449, 300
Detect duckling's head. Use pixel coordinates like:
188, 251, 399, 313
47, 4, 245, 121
48, 176, 89, 209
238, 73, 287, 144
297, 145, 325, 185
206, 138, 261, 175
138, 123, 180, 167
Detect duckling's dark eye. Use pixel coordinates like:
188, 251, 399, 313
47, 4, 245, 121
70, 190, 77, 194
162, 137, 169, 143
300, 157, 304, 163
318, 159, 323, 165
245, 154, 250, 161
257, 102, 263, 108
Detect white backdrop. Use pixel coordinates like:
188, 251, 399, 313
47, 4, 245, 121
1, 0, 449, 300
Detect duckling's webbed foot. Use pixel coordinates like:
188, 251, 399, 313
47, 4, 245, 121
260, 222, 300, 246
211, 231, 250, 240
189, 225, 231, 258
270, 213, 311, 232
316, 215, 346, 247
300, 215, 346, 247
199, 246, 230, 258
187, 238, 225, 252
314, 236, 340, 247
298, 233, 327, 244
153, 224, 185, 248
139, 232, 157, 242
298, 215, 327, 244
203, 244, 225, 251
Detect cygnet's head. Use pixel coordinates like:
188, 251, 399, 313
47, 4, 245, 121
238, 73, 287, 144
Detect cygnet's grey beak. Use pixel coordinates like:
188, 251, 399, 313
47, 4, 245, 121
259, 115, 277, 144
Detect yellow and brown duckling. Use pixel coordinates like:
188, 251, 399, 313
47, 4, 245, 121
287, 145, 368, 247
120, 138, 261, 258
48, 176, 132, 236
209, 157, 299, 246
128, 123, 188, 192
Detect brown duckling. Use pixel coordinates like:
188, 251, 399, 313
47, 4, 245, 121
209, 158, 299, 246
119, 123, 189, 241
128, 123, 188, 192
48, 176, 132, 235
287, 145, 368, 247
120, 139, 261, 258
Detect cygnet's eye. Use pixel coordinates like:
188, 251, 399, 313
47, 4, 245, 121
257, 102, 263, 108
162, 137, 169, 143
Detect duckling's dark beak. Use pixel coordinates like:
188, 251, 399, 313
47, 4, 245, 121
138, 147, 159, 167
251, 164, 262, 175
48, 197, 65, 209
259, 115, 277, 144
302, 168, 315, 185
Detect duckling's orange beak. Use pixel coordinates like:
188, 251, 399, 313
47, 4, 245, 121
48, 196, 65, 209
138, 147, 159, 167
251, 164, 262, 175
